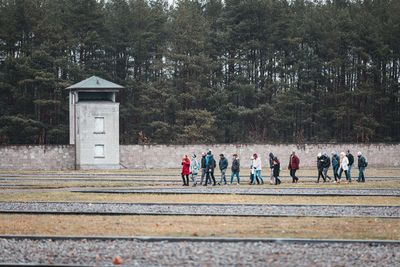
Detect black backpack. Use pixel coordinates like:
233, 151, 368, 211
348, 154, 354, 165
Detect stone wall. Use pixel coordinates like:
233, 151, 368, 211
120, 144, 400, 169
0, 144, 399, 170
0, 145, 75, 170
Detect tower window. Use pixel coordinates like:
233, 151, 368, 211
94, 144, 105, 158
94, 117, 105, 133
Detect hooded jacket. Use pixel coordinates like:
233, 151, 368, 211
219, 156, 228, 170
231, 157, 240, 172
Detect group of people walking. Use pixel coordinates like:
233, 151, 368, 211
180, 149, 368, 186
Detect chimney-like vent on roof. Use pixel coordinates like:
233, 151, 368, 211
96, 79, 100, 85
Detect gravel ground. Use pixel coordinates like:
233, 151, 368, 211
1, 202, 399, 218
0, 237, 399, 266
74, 187, 400, 196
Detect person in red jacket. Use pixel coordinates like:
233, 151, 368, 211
288, 151, 300, 183
181, 155, 191, 186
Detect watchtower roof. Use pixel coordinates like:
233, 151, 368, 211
66, 76, 124, 90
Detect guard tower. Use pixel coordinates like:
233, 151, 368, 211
66, 76, 123, 169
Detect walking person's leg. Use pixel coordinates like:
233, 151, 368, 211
237, 172, 240, 184
230, 172, 234, 184
211, 170, 216, 185
256, 170, 264, 184
269, 168, 274, 184
348, 165, 352, 182
290, 169, 294, 183
186, 175, 190, 186
204, 172, 210, 186
181, 174, 187, 186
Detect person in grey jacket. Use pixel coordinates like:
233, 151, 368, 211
218, 154, 228, 185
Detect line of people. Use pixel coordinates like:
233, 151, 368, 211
181, 149, 368, 186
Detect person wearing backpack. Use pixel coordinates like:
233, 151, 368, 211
357, 151, 368, 183
347, 150, 354, 182
190, 153, 200, 186
230, 154, 240, 185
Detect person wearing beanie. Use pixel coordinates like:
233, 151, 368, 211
181, 155, 191, 186
218, 153, 228, 185
357, 151, 368, 182
190, 153, 200, 186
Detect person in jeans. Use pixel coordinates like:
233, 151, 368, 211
338, 152, 350, 183
230, 154, 240, 185
218, 154, 228, 185
268, 152, 275, 185
346, 150, 354, 182
321, 152, 331, 181
357, 151, 368, 182
199, 152, 207, 185
181, 155, 191, 186
204, 150, 216, 186
190, 153, 200, 186
288, 151, 299, 183
252, 153, 264, 185
331, 151, 340, 182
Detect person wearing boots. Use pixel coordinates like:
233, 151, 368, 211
230, 154, 240, 185
288, 151, 300, 183
181, 155, 191, 186
273, 156, 281, 185
218, 154, 228, 185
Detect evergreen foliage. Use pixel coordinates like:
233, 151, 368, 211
0, 0, 399, 144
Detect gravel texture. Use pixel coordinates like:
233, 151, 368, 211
74, 187, 400, 196
0, 237, 399, 266
1, 202, 399, 218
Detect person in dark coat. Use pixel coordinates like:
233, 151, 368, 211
273, 156, 281, 185
331, 151, 340, 182
357, 151, 368, 183
204, 150, 216, 186
200, 152, 207, 185
181, 155, 191, 186
321, 152, 331, 181
218, 154, 228, 185
347, 150, 354, 182
230, 154, 240, 185
317, 153, 326, 183
288, 151, 300, 183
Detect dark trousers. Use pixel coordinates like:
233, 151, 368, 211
250, 173, 261, 184
205, 170, 216, 185
290, 169, 298, 183
181, 174, 189, 185
333, 166, 339, 181
274, 175, 281, 185
338, 168, 349, 181
317, 170, 326, 182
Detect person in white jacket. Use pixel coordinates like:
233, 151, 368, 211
252, 153, 264, 185
338, 152, 350, 183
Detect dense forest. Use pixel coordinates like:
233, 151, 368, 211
0, 0, 399, 145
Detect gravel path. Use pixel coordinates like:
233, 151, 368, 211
0, 237, 399, 266
74, 187, 400, 196
1, 202, 399, 218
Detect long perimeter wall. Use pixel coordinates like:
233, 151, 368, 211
0, 144, 399, 170
120, 144, 400, 169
